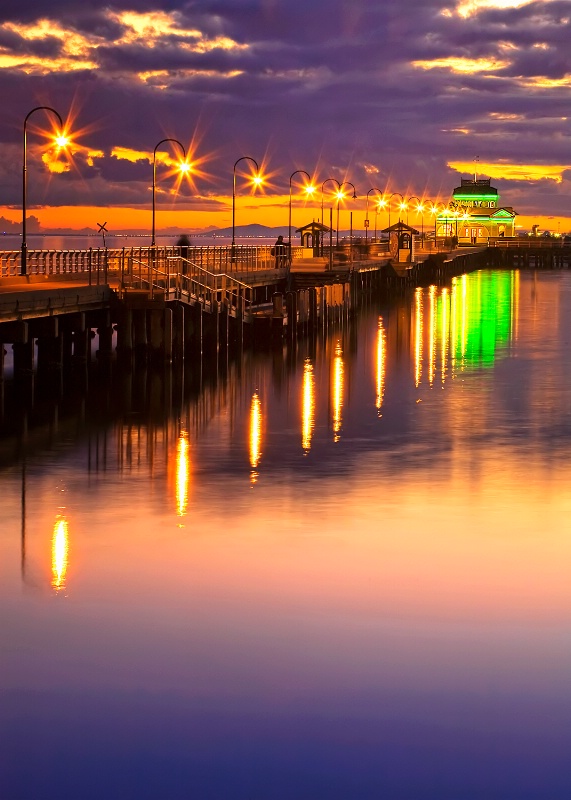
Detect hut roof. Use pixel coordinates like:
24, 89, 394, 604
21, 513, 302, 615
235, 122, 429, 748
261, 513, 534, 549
295, 221, 331, 233
380, 221, 420, 235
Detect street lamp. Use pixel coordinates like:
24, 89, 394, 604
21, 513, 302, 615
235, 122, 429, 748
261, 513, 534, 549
405, 195, 421, 227
365, 188, 383, 243
151, 138, 187, 246
232, 156, 262, 252
22, 106, 69, 275
387, 192, 404, 230
320, 178, 341, 256
337, 181, 357, 246
289, 170, 314, 260
375, 198, 387, 241
321, 178, 341, 226
431, 202, 448, 242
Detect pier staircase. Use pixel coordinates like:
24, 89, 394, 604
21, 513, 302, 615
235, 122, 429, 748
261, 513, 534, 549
120, 255, 254, 321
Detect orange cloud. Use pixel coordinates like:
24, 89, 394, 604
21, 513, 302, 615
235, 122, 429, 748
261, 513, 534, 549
412, 56, 510, 73
448, 161, 570, 182
453, 0, 538, 17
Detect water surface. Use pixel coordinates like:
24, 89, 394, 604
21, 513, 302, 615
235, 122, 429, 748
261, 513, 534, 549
1, 269, 571, 799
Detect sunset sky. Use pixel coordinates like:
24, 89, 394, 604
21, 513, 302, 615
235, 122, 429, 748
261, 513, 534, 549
0, 0, 570, 233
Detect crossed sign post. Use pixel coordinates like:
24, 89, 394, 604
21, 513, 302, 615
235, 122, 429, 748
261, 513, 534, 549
97, 221, 108, 248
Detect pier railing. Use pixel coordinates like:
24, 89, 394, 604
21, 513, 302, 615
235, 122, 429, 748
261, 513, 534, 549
0, 244, 292, 279
0, 237, 446, 285
488, 237, 568, 248
121, 254, 253, 318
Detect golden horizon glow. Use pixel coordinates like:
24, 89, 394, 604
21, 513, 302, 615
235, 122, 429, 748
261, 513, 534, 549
3, 204, 571, 236
176, 432, 190, 517
301, 359, 316, 452
51, 515, 69, 592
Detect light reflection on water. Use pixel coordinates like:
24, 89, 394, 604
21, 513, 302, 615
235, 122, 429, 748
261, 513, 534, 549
51, 515, 69, 593
2, 269, 571, 799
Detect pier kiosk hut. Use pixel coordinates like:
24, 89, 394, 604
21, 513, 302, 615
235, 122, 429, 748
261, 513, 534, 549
295, 221, 331, 257
440, 178, 517, 244
381, 221, 420, 264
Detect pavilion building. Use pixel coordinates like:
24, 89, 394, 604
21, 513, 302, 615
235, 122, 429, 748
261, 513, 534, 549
437, 178, 517, 244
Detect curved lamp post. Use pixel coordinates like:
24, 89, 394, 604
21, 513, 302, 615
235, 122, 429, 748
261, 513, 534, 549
320, 178, 341, 256
405, 195, 421, 227
365, 188, 383, 243
431, 202, 448, 241
22, 106, 68, 275
151, 138, 187, 247
375, 197, 387, 241
321, 178, 341, 226
337, 181, 357, 246
232, 156, 261, 253
289, 170, 313, 261
387, 192, 404, 231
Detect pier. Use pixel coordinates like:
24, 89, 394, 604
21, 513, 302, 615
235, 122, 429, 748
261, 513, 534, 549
0, 237, 568, 382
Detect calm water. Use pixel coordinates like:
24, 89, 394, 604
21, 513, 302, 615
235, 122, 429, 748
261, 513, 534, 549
0, 233, 273, 250
2, 269, 571, 799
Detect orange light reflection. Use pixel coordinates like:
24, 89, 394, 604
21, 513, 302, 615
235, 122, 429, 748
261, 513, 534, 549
302, 359, 315, 453
51, 515, 69, 593
332, 342, 344, 442
249, 392, 263, 482
176, 432, 190, 517
375, 317, 386, 414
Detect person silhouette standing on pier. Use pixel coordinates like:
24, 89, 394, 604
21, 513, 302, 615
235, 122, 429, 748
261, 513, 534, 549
176, 234, 191, 274
272, 235, 287, 268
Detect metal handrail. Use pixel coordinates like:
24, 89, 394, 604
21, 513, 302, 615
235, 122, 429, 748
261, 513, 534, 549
488, 237, 567, 249
123, 254, 253, 317
1, 243, 367, 279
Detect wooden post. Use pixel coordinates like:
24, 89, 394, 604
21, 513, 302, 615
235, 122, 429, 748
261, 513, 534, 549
172, 303, 184, 361
13, 341, 34, 378
163, 307, 173, 363
133, 309, 148, 360
117, 308, 133, 355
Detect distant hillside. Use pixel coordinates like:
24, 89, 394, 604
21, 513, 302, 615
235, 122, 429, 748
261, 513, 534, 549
196, 223, 289, 238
